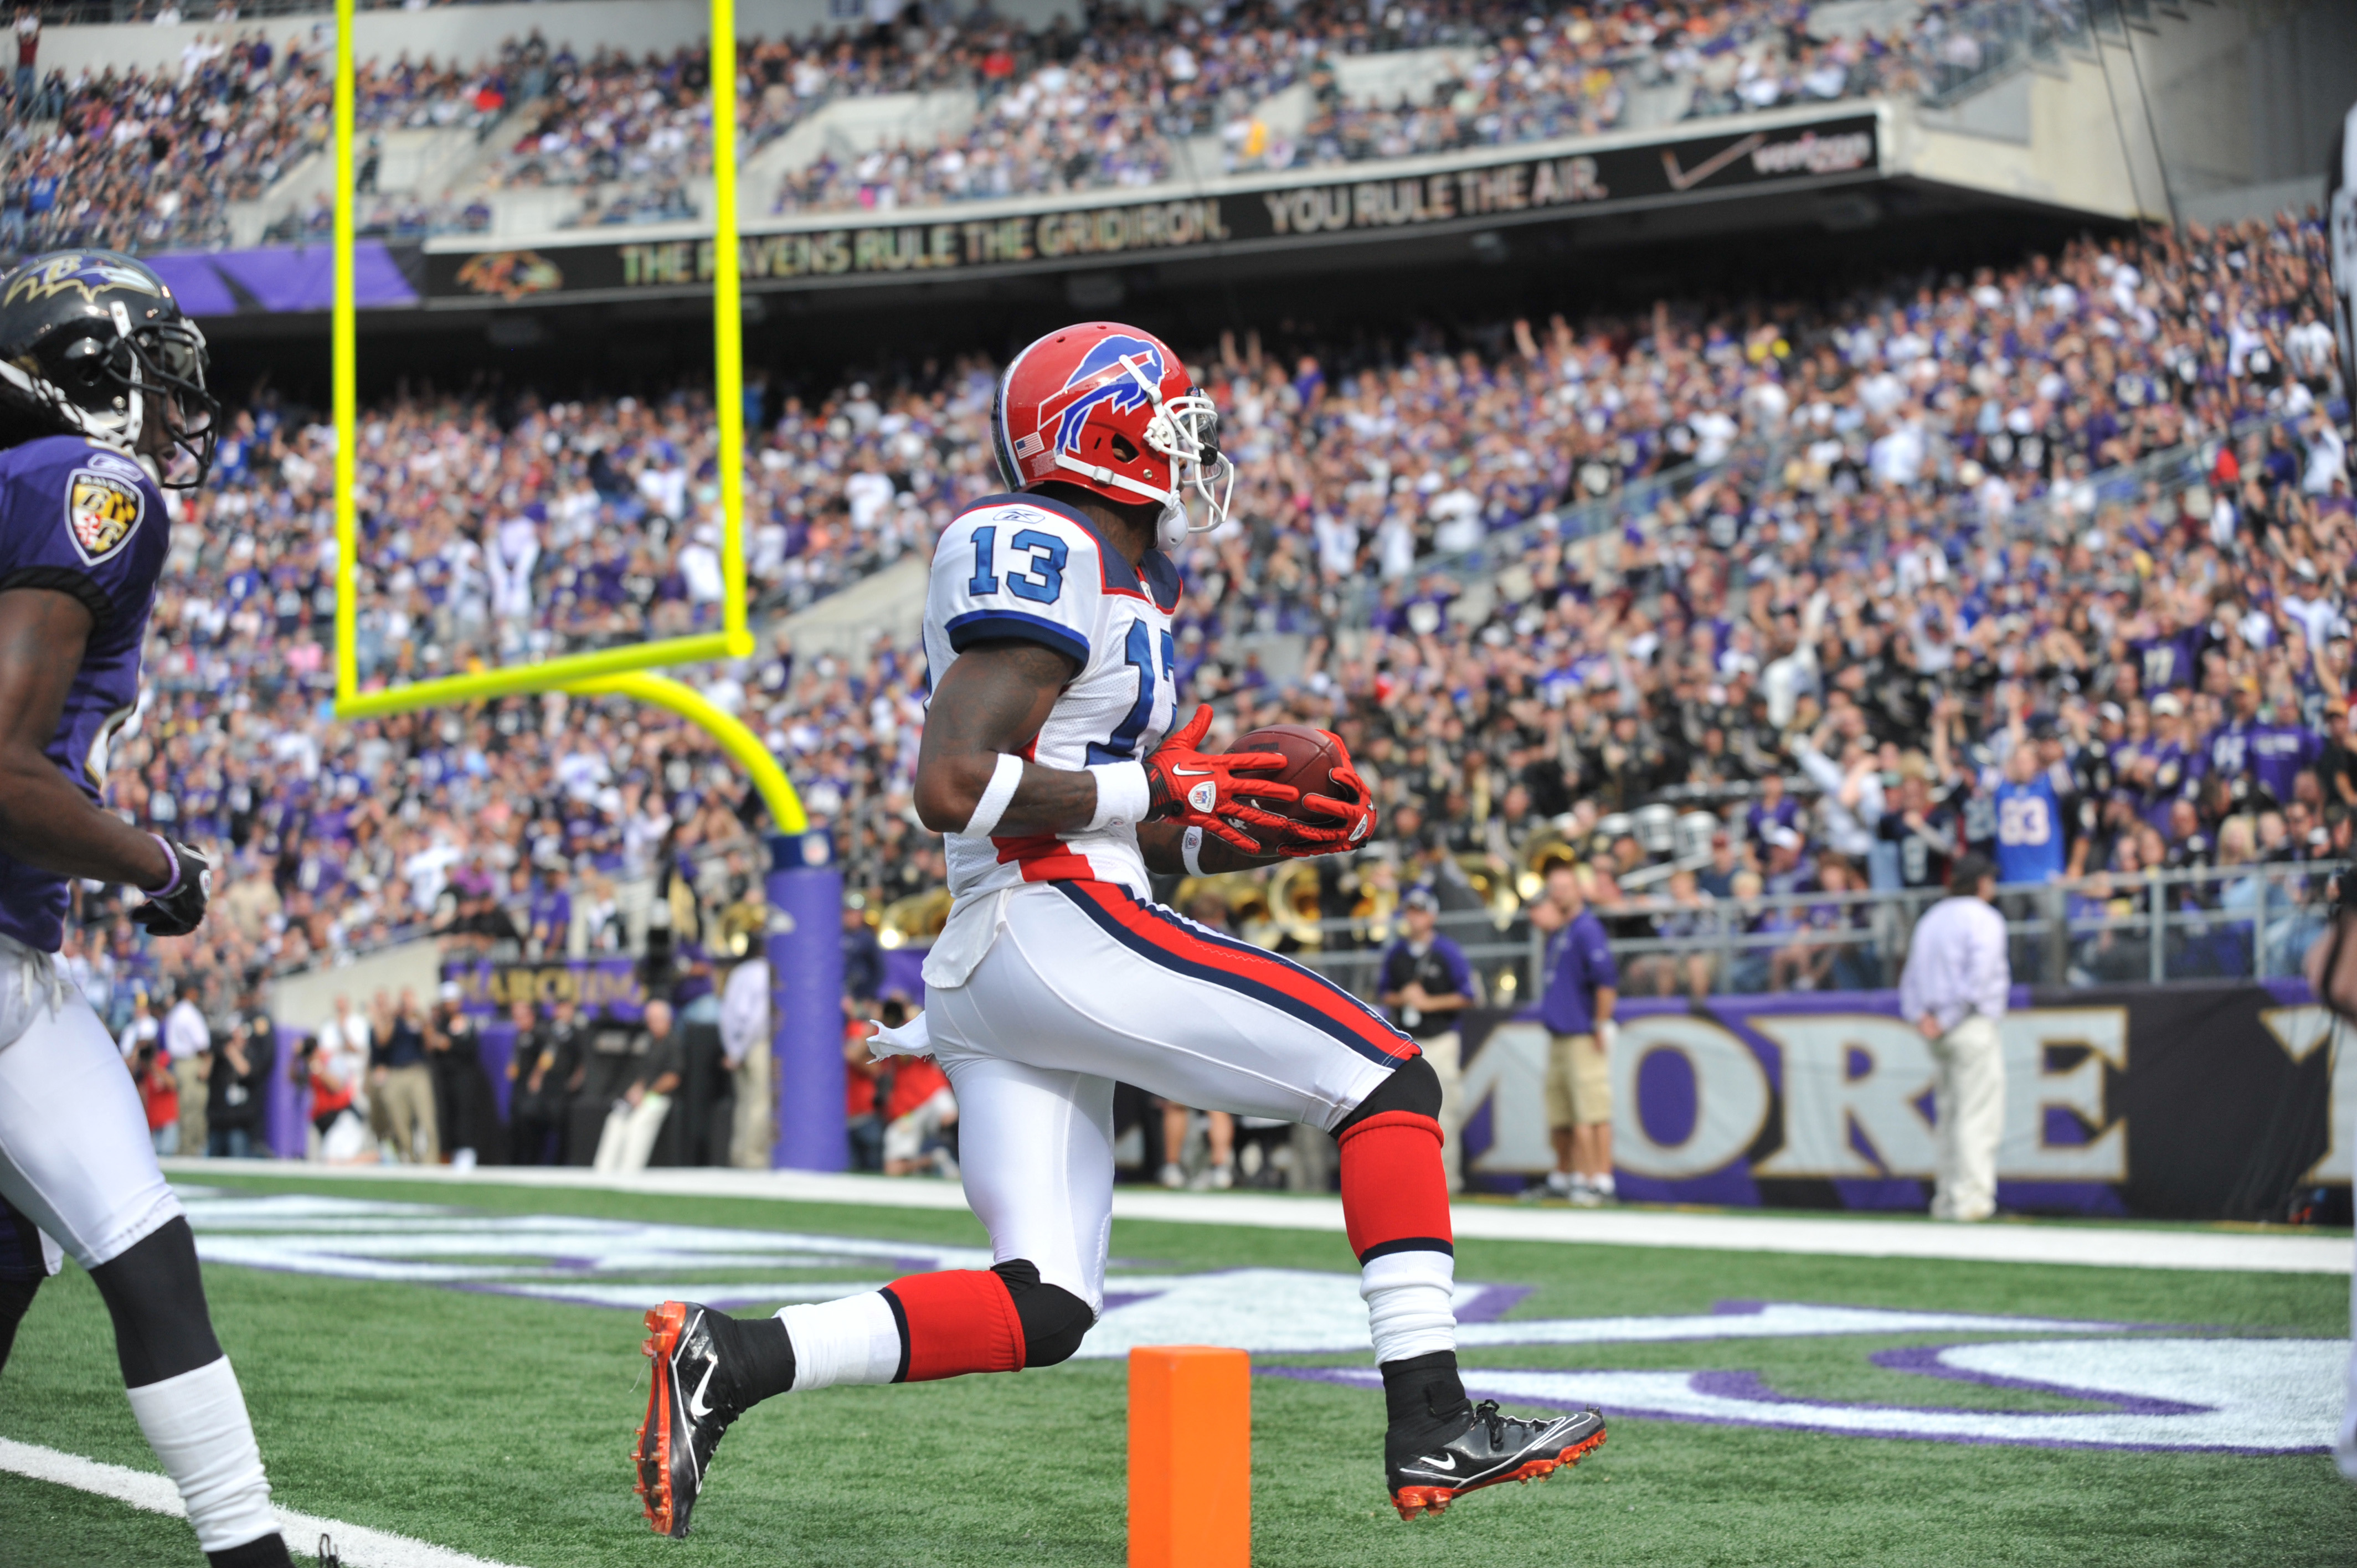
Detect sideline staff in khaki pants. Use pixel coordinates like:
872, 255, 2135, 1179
163, 983, 211, 1156
719, 953, 774, 1170
1375, 889, 1473, 1190
1530, 864, 1619, 1205
368, 988, 439, 1164
594, 998, 681, 1174
1897, 853, 2009, 1223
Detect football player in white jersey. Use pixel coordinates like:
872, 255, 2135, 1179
635, 323, 1604, 1535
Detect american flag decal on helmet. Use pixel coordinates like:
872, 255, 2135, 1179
1012, 432, 1044, 458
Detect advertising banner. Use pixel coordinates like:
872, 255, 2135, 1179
420, 112, 1880, 307
148, 241, 421, 317
1458, 982, 2341, 1220
440, 956, 647, 1022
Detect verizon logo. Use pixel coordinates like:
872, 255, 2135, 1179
1749, 131, 1875, 177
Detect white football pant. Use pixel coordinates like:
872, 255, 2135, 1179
0, 941, 181, 1270
923, 881, 1414, 1313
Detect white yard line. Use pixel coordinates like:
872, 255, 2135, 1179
169, 1158, 2354, 1275
0, 1437, 526, 1568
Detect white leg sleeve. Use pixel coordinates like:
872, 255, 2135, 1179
1361, 1250, 1457, 1365
777, 1292, 902, 1391
932, 1048, 1115, 1313
124, 1356, 279, 1553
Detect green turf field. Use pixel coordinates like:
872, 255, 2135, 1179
2, 1170, 2351, 1567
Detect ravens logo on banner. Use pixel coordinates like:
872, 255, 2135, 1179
66, 467, 143, 565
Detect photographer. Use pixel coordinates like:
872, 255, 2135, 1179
426, 981, 498, 1170
133, 1036, 179, 1157
299, 1019, 370, 1164
205, 1005, 272, 1160
506, 997, 578, 1167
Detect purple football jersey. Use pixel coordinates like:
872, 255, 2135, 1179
0, 435, 168, 952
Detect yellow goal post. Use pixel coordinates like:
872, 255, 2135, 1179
326, 0, 804, 833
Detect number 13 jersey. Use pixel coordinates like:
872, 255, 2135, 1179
922, 492, 1181, 918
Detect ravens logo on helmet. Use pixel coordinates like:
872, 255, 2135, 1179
0, 249, 218, 490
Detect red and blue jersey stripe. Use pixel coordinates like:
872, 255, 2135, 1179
1055, 881, 1418, 1070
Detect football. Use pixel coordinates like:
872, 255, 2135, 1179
1231, 723, 1348, 822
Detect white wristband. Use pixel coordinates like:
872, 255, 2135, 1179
962, 752, 1023, 839
1086, 760, 1151, 832
1182, 825, 1207, 877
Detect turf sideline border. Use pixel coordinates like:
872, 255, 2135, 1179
0, 1437, 524, 1568
168, 1159, 2354, 1275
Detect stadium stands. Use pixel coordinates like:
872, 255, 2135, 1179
71, 209, 2345, 1054
0, 0, 2081, 256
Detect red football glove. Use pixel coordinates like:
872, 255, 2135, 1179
1143, 705, 1300, 854
1268, 741, 1378, 858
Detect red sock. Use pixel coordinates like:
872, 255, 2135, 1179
880, 1270, 1025, 1383
1336, 1111, 1453, 1263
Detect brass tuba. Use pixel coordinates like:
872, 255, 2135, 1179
715, 899, 768, 960
1265, 859, 1329, 949
1517, 827, 1582, 901
876, 887, 952, 950
1455, 853, 1521, 930
1171, 870, 1286, 947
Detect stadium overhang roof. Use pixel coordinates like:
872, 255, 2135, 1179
155, 91, 2163, 331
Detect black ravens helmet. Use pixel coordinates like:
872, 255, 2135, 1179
0, 250, 218, 489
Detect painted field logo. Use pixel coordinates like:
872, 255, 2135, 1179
1285, 1334, 2338, 1456
175, 1187, 2334, 1456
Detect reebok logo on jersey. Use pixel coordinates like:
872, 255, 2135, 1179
65, 467, 142, 565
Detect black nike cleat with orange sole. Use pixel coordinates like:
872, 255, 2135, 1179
1387, 1401, 1606, 1520
634, 1301, 748, 1538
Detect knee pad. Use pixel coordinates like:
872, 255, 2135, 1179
991, 1259, 1096, 1369
1337, 1054, 1442, 1133
86, 1217, 222, 1388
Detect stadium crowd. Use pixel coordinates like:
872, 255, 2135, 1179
63, 208, 2351, 1169
0, 0, 2050, 257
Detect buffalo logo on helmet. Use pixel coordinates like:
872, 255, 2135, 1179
1038, 333, 1167, 460
3, 252, 166, 309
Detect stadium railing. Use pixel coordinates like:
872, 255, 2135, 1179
279, 854, 2336, 1014
1284, 861, 2338, 1005
25, 0, 627, 20
1915, 0, 2096, 110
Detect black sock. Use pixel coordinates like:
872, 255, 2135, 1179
0, 1272, 39, 1373
1379, 1349, 1469, 1432
727, 1313, 799, 1406
207, 1531, 292, 1568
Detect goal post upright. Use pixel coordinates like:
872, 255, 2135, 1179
331, 0, 357, 704
323, 0, 853, 1179
331, 0, 758, 726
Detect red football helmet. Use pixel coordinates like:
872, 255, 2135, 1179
992, 321, 1232, 546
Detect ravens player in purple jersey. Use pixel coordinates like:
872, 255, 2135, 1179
0, 251, 299, 1567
